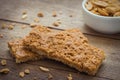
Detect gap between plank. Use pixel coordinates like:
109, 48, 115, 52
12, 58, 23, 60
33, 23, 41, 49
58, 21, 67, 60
0, 18, 120, 41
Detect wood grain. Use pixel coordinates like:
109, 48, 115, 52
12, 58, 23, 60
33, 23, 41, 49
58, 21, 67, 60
0, 21, 120, 80
0, 0, 119, 39
0, 0, 120, 80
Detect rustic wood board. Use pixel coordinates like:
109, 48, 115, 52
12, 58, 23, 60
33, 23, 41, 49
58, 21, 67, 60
0, 0, 120, 80
0, 0, 120, 40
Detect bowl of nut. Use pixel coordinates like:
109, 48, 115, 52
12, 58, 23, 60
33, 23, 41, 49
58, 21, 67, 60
82, 0, 120, 34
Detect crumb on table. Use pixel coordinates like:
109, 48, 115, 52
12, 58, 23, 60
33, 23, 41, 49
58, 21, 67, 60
1, 59, 7, 66
37, 12, 44, 17
24, 69, 30, 74
39, 66, 50, 72
19, 72, 25, 78
0, 68, 10, 74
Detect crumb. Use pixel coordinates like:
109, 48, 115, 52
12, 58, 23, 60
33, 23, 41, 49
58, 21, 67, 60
52, 21, 60, 27
69, 14, 73, 17
1, 59, 7, 66
48, 73, 53, 79
1, 24, 7, 29
30, 23, 37, 28
22, 11, 27, 15
11, 23, 16, 26
0, 34, 3, 38
8, 25, 14, 30
24, 69, 30, 74
19, 72, 25, 78
67, 74, 73, 80
33, 77, 37, 80
0, 68, 10, 74
52, 11, 57, 17
34, 18, 40, 23
39, 66, 50, 72
37, 12, 44, 17
22, 14, 27, 20
21, 25, 27, 29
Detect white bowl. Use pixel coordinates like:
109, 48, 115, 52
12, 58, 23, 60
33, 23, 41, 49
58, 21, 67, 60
82, 0, 120, 34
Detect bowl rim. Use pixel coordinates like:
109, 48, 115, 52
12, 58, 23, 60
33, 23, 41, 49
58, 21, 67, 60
82, 0, 120, 19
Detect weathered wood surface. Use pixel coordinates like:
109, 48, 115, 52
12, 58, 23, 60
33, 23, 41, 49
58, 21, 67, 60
0, 0, 120, 40
0, 0, 120, 80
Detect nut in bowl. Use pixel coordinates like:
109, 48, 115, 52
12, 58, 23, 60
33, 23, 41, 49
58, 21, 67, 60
82, 0, 120, 34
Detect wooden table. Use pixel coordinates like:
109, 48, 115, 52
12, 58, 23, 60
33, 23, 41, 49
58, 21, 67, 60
0, 0, 120, 80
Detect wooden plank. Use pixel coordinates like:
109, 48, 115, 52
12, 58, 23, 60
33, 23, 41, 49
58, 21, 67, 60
0, 0, 120, 40
0, 21, 120, 80
0, 58, 110, 80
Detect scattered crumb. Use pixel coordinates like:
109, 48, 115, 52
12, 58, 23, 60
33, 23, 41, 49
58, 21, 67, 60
1, 59, 7, 66
39, 66, 50, 72
24, 69, 30, 74
1, 24, 7, 29
33, 77, 37, 80
8, 25, 14, 30
69, 14, 73, 17
34, 18, 40, 23
30, 23, 37, 28
0, 34, 3, 38
48, 73, 53, 79
22, 14, 27, 20
67, 73, 73, 80
22, 11, 27, 15
52, 21, 60, 27
19, 72, 25, 78
37, 12, 44, 17
21, 25, 27, 29
0, 68, 10, 74
11, 23, 16, 26
52, 11, 57, 17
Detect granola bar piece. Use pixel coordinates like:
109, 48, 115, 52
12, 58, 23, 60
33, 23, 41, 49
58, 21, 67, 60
23, 26, 105, 75
8, 39, 44, 63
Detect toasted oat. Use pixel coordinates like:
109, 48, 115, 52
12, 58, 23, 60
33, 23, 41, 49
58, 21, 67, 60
52, 11, 57, 17
48, 73, 53, 79
67, 74, 73, 80
8, 25, 14, 30
0, 68, 10, 74
30, 23, 37, 28
37, 12, 44, 17
86, 0, 120, 17
0, 34, 3, 38
93, 1, 108, 7
1, 24, 7, 29
19, 72, 25, 78
24, 69, 30, 74
34, 18, 40, 23
39, 66, 50, 72
22, 11, 27, 15
1, 59, 7, 66
21, 25, 27, 29
98, 8, 109, 16
22, 14, 27, 20
52, 21, 60, 27
114, 12, 120, 17
85, 1, 93, 10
